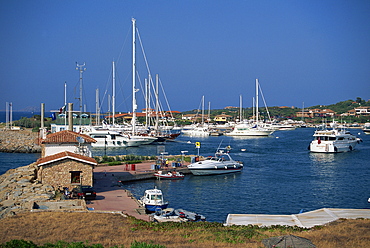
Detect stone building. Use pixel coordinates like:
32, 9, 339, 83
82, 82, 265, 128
36, 130, 97, 188
36, 151, 97, 188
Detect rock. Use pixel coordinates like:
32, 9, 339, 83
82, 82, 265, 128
0, 130, 41, 153
0, 163, 56, 219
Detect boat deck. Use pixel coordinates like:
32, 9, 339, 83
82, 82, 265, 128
225, 208, 370, 228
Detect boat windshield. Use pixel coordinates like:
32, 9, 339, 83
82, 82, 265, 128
151, 194, 162, 200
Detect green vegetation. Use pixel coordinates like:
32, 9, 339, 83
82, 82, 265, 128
94, 154, 157, 165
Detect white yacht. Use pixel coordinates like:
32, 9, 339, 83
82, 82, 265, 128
88, 129, 147, 147
225, 122, 273, 136
309, 125, 361, 153
225, 79, 274, 136
188, 149, 243, 176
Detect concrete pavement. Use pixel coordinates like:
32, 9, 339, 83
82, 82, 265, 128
88, 161, 189, 221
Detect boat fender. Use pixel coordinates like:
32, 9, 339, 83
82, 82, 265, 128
214, 166, 217, 169
349, 145, 353, 151
334, 146, 338, 153
234, 165, 237, 168
307, 144, 310, 150
224, 166, 227, 169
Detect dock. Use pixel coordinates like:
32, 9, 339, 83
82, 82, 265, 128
89, 161, 190, 221
225, 208, 370, 228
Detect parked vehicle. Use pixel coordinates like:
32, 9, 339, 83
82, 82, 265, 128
71, 185, 96, 200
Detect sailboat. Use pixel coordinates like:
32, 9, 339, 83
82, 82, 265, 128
225, 79, 274, 136
181, 96, 210, 137
127, 18, 158, 145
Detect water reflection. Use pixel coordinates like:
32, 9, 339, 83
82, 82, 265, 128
309, 153, 336, 164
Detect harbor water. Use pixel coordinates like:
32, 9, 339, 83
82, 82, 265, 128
1, 128, 369, 223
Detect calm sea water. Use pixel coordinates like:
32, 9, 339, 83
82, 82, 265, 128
1, 128, 369, 222
0, 111, 42, 123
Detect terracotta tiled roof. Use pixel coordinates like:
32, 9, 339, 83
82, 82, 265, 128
36, 150, 97, 166
41, 130, 96, 144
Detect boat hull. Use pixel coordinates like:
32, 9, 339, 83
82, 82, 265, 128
310, 140, 358, 153
145, 203, 169, 213
189, 167, 243, 176
154, 173, 185, 180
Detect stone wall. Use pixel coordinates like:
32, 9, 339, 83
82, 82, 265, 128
0, 163, 55, 219
0, 129, 41, 153
38, 159, 93, 188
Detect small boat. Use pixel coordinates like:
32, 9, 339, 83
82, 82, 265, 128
154, 171, 185, 180
309, 121, 362, 153
139, 188, 169, 213
188, 149, 243, 176
363, 123, 370, 134
151, 208, 206, 222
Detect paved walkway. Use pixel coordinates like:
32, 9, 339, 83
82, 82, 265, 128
88, 161, 189, 221
225, 208, 370, 228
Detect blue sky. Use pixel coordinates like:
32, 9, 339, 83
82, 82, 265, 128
1, 0, 369, 113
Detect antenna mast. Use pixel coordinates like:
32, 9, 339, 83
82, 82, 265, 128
76, 62, 86, 126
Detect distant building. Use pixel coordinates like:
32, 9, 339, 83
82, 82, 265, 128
214, 113, 233, 123
296, 109, 336, 118
343, 106, 370, 117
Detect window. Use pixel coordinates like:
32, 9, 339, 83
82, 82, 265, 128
70, 171, 81, 184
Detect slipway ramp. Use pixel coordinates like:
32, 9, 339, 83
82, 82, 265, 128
225, 208, 370, 228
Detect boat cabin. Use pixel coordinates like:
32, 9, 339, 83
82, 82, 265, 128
142, 188, 165, 205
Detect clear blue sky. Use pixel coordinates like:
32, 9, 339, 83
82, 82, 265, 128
1, 0, 369, 113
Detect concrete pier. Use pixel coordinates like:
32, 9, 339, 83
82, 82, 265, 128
89, 162, 190, 220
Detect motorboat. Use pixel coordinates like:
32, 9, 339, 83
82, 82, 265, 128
139, 188, 169, 213
154, 171, 185, 180
363, 123, 370, 134
87, 130, 128, 147
188, 149, 243, 176
151, 208, 206, 222
87, 129, 149, 147
309, 123, 362, 153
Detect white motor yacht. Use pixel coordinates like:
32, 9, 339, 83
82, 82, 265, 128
188, 150, 243, 176
225, 123, 273, 136
309, 125, 361, 153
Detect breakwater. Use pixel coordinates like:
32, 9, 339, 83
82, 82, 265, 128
0, 163, 55, 219
0, 129, 41, 153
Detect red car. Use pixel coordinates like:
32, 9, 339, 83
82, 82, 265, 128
71, 185, 96, 200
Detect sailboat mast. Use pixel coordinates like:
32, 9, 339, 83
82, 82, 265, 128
155, 74, 159, 132
95, 88, 100, 126
201, 95, 205, 124
256, 79, 259, 123
112, 61, 116, 125
239, 94, 242, 122
132, 18, 137, 134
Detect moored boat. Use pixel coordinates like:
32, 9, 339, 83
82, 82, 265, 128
151, 208, 206, 222
188, 149, 243, 176
139, 188, 169, 213
363, 123, 370, 134
154, 171, 185, 180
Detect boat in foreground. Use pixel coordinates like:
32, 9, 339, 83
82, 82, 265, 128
139, 188, 169, 213
154, 171, 185, 180
188, 149, 243, 176
151, 208, 206, 222
309, 124, 361, 153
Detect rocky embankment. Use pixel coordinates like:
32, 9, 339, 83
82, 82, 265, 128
0, 129, 41, 153
0, 163, 55, 219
